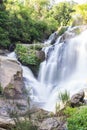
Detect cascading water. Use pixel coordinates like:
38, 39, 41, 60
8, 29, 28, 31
8, 28, 87, 112
35, 29, 87, 111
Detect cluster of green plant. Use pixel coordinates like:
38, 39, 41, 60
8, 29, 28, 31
64, 106, 78, 117
67, 107, 87, 130
15, 44, 41, 66
58, 90, 70, 104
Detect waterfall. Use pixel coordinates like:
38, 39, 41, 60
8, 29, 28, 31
37, 29, 87, 111
8, 29, 87, 112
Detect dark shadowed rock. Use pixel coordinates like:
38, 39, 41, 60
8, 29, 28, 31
70, 91, 85, 107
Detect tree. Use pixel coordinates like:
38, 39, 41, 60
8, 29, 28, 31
74, 4, 87, 24
0, 0, 10, 48
50, 1, 75, 26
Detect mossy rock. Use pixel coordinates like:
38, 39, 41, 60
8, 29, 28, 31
15, 44, 45, 77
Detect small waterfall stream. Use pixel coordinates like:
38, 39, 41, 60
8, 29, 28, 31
8, 29, 87, 112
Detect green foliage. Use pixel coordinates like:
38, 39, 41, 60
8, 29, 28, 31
67, 107, 87, 130
64, 106, 78, 117
1, 0, 87, 49
0, 3, 11, 48
58, 90, 70, 104
0, 83, 3, 95
15, 44, 41, 66
73, 4, 87, 25
50, 1, 75, 26
0, 27, 10, 48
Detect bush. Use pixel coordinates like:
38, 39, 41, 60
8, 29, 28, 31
64, 106, 78, 117
67, 107, 87, 130
15, 44, 41, 66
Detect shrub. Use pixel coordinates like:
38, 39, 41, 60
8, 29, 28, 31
67, 107, 87, 130
0, 27, 10, 49
64, 106, 78, 117
15, 44, 41, 66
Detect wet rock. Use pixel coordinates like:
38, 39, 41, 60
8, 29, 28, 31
50, 32, 58, 45
70, 91, 85, 107
60, 31, 75, 43
36, 51, 45, 62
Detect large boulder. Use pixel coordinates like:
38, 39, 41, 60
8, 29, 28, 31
70, 91, 85, 107
39, 117, 64, 130
0, 56, 24, 98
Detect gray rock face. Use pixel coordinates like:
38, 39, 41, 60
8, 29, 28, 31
0, 56, 24, 98
70, 91, 85, 107
39, 118, 60, 130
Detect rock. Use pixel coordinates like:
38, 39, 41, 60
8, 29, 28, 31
39, 117, 60, 130
60, 31, 75, 43
36, 51, 45, 62
9, 43, 16, 52
50, 32, 58, 45
30, 108, 51, 121
0, 117, 15, 129
0, 50, 9, 56
0, 128, 7, 130
45, 31, 58, 45
70, 91, 85, 107
0, 56, 25, 99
